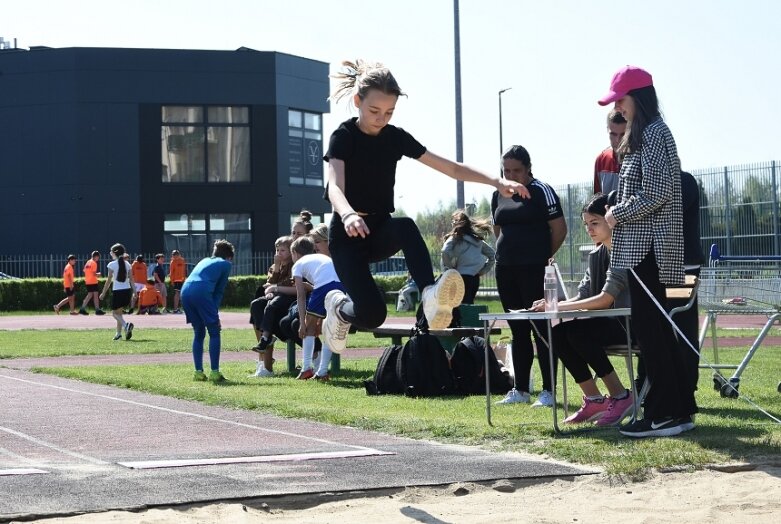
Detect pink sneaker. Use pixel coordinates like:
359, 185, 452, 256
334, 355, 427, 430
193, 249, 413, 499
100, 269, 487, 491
595, 390, 635, 427
564, 396, 608, 424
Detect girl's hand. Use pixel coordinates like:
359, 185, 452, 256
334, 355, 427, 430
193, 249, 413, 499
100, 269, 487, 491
99, 292, 106, 301
496, 178, 530, 199
605, 208, 618, 229
298, 324, 306, 340
530, 299, 546, 312
344, 214, 370, 238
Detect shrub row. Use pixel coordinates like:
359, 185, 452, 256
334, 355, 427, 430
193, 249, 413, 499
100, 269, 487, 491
0, 275, 409, 312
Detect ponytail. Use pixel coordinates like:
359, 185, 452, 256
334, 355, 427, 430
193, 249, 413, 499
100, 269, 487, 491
111, 243, 127, 282
330, 59, 404, 103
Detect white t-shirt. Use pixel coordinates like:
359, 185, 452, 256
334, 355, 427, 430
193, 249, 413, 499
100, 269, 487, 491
107, 260, 133, 290
291, 254, 339, 289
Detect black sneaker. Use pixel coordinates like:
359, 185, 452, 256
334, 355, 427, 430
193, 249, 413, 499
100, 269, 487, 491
95, 309, 106, 316
125, 323, 134, 340
619, 417, 684, 438
79, 308, 89, 316
251, 336, 271, 354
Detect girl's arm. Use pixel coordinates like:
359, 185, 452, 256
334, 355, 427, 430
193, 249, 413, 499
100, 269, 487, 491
327, 159, 370, 238
531, 290, 616, 312
417, 151, 530, 199
294, 277, 308, 339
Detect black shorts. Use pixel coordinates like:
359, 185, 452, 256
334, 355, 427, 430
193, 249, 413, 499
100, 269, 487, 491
64, 287, 74, 297
86, 284, 99, 293
111, 288, 132, 310
173, 282, 183, 291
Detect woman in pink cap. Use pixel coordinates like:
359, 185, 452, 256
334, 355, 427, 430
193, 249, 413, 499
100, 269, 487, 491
599, 65, 697, 438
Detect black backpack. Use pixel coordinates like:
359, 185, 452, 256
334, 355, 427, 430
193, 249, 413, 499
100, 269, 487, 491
396, 331, 456, 397
364, 344, 404, 396
450, 336, 513, 395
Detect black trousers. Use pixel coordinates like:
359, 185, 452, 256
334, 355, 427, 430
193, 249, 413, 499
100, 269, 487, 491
495, 263, 557, 392
461, 274, 480, 304
553, 317, 628, 384
249, 294, 295, 333
329, 214, 435, 329
629, 252, 697, 420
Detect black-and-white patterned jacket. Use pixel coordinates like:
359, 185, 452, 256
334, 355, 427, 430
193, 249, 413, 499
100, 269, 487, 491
610, 117, 684, 285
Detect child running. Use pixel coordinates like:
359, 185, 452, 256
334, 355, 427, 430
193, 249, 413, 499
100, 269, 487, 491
53, 255, 79, 315
321, 60, 528, 353
181, 239, 234, 384
290, 235, 342, 380
99, 244, 135, 341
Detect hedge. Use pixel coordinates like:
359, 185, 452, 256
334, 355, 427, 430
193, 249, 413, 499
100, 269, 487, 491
0, 275, 409, 312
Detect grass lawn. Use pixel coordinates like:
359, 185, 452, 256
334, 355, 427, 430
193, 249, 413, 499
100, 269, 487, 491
27, 343, 781, 477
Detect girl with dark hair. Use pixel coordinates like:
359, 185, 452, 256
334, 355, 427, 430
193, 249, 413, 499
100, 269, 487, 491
492, 145, 567, 407
530, 193, 634, 426
320, 59, 528, 353
182, 239, 235, 384
441, 210, 495, 304
99, 243, 135, 341
599, 65, 697, 437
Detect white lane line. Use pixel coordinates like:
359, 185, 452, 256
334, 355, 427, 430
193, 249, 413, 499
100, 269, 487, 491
119, 449, 395, 469
0, 445, 45, 467
0, 373, 382, 452
0, 426, 108, 465
0, 468, 48, 476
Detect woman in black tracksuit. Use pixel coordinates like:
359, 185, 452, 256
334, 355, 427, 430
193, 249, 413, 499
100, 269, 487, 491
492, 145, 567, 407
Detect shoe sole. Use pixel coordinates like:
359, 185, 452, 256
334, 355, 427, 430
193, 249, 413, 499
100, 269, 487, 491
619, 425, 684, 438
323, 291, 349, 354
424, 270, 465, 329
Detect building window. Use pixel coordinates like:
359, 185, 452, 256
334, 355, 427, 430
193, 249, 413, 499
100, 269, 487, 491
162, 106, 250, 183
288, 109, 323, 187
164, 213, 252, 263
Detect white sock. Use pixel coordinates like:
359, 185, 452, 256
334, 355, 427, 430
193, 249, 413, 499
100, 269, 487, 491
316, 345, 332, 376
302, 336, 315, 370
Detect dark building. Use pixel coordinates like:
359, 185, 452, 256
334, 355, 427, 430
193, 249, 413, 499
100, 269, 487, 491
0, 46, 329, 268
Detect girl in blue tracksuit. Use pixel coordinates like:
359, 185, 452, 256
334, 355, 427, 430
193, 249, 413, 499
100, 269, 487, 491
181, 239, 234, 383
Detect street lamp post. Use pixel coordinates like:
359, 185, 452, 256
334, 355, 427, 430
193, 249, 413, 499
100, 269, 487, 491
498, 87, 512, 156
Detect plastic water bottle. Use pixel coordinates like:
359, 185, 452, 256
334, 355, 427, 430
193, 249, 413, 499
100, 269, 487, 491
544, 265, 558, 312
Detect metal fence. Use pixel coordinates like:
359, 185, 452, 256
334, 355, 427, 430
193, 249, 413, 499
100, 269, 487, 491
3, 160, 780, 284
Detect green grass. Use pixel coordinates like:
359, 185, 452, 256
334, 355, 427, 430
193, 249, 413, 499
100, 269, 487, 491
29, 345, 781, 477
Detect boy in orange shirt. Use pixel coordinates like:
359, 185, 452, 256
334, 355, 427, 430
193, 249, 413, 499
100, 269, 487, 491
136, 278, 165, 314
79, 251, 105, 315
129, 255, 148, 313
169, 250, 186, 314
54, 255, 79, 315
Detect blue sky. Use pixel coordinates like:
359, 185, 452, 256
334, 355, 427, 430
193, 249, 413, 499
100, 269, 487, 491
4, 0, 780, 217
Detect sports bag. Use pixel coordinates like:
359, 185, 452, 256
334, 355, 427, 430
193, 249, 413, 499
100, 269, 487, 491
364, 344, 404, 395
396, 331, 456, 397
450, 336, 513, 394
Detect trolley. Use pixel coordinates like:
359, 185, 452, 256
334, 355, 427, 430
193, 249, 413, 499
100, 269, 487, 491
698, 244, 781, 398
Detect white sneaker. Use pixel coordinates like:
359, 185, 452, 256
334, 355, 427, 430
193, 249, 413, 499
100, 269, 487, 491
421, 269, 465, 329
323, 290, 351, 354
495, 388, 531, 405
531, 390, 554, 408
254, 367, 274, 378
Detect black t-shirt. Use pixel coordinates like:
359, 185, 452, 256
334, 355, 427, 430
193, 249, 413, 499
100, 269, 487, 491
680, 171, 704, 266
323, 118, 427, 214
491, 178, 563, 265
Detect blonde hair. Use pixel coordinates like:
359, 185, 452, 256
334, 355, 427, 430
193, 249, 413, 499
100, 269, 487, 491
310, 223, 329, 243
330, 60, 405, 103
274, 235, 293, 249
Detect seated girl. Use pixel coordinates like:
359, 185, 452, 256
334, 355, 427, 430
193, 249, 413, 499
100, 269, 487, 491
530, 193, 634, 426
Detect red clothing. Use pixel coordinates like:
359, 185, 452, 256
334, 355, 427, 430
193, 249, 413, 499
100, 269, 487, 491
593, 148, 620, 194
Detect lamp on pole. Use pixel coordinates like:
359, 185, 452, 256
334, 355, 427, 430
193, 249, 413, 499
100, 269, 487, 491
498, 87, 512, 156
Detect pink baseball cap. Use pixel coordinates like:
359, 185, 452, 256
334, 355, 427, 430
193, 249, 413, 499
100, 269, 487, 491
598, 66, 653, 106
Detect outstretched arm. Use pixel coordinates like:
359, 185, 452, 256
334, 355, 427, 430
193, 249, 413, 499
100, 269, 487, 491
416, 151, 530, 199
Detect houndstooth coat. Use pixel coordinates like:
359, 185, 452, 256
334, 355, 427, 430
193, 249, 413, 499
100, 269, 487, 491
610, 117, 684, 285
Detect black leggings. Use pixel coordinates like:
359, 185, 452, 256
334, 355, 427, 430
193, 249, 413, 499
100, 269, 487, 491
329, 213, 435, 329
495, 263, 557, 392
461, 274, 480, 304
249, 294, 295, 333
552, 317, 628, 383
